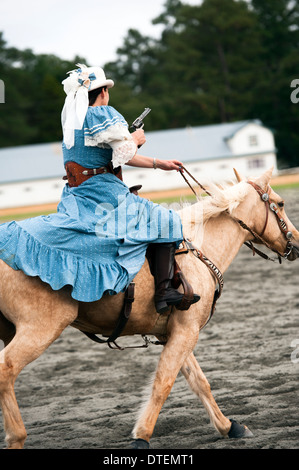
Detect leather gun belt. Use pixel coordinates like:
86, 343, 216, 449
63, 161, 117, 187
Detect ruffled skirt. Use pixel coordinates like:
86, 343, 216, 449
0, 175, 183, 302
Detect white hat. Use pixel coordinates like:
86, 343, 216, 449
84, 66, 114, 91
61, 64, 114, 148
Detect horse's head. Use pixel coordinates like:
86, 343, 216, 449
234, 167, 299, 262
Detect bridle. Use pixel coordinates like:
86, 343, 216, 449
179, 166, 294, 263
236, 181, 293, 263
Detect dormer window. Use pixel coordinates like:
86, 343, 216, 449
249, 135, 258, 146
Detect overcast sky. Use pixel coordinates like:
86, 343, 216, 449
1, 0, 201, 67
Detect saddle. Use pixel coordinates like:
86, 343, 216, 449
81, 240, 196, 348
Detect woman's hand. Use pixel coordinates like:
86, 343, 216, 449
132, 129, 146, 147
156, 159, 183, 171
125, 153, 183, 172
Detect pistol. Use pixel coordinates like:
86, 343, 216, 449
131, 107, 151, 131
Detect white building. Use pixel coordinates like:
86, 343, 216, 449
0, 142, 65, 210
0, 119, 277, 209
125, 119, 277, 192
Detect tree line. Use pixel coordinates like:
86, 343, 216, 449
0, 0, 298, 168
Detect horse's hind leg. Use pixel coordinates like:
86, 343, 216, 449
0, 288, 77, 449
0, 353, 27, 448
181, 352, 253, 438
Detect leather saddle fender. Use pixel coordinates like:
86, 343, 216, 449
172, 242, 195, 311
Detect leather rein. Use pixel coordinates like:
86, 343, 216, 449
179, 166, 294, 264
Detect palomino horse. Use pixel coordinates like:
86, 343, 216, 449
0, 168, 298, 449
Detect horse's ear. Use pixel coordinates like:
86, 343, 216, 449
233, 168, 244, 182
256, 167, 274, 190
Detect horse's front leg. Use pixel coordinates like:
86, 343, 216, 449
181, 352, 231, 436
131, 321, 199, 449
181, 352, 253, 439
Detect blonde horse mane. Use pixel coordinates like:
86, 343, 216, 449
178, 180, 250, 228
201, 180, 249, 222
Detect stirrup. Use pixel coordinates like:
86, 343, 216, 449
155, 289, 200, 314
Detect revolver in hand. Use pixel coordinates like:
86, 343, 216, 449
131, 107, 151, 131
131, 107, 151, 148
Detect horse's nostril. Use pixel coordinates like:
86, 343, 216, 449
288, 244, 299, 261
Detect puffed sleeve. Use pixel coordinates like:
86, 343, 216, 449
84, 106, 137, 168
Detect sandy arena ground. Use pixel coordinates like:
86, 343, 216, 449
0, 184, 298, 451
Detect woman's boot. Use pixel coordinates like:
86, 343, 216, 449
148, 242, 200, 314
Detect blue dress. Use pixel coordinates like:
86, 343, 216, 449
0, 106, 183, 302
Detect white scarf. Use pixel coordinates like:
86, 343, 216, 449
61, 64, 91, 149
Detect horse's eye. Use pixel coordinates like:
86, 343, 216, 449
278, 201, 284, 208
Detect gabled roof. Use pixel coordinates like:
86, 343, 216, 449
0, 119, 271, 184
141, 119, 264, 163
223, 119, 263, 141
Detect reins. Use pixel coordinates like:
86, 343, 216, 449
179, 165, 213, 198
179, 166, 294, 264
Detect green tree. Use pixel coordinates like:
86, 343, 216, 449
105, 0, 299, 167
0, 34, 87, 147
0, 0, 298, 168
153, 0, 264, 124
249, 0, 299, 167
0, 34, 36, 146
107, 0, 265, 128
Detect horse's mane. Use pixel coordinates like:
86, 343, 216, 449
178, 180, 249, 226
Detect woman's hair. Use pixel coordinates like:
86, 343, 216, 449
88, 86, 107, 106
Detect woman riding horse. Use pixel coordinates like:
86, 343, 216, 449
0, 64, 200, 313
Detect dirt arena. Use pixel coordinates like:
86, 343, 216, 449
0, 185, 298, 450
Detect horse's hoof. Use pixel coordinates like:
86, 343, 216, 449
228, 419, 253, 438
130, 438, 150, 449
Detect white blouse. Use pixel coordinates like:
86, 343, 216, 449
83, 107, 137, 168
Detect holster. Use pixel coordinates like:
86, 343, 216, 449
63, 161, 142, 194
